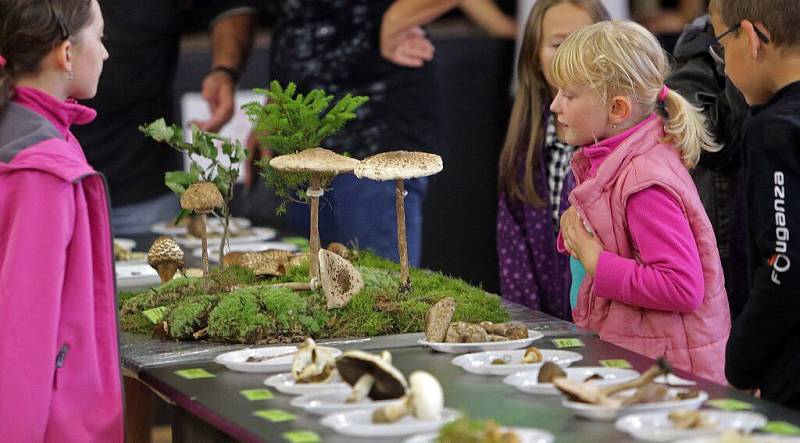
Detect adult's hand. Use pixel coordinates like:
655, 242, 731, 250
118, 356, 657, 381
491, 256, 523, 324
380, 25, 435, 67
193, 70, 236, 132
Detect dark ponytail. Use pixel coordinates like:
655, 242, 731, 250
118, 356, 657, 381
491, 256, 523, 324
0, 0, 92, 111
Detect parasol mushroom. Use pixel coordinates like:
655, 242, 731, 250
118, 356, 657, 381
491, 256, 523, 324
269, 148, 360, 283
268, 248, 364, 309
372, 370, 444, 423
147, 236, 185, 283
223, 250, 307, 276
354, 151, 443, 291
336, 350, 407, 403
180, 182, 223, 276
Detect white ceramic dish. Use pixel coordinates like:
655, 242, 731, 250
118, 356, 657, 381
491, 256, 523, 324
451, 349, 582, 376
503, 366, 640, 395
197, 241, 299, 263
321, 408, 461, 437
291, 389, 405, 415
418, 330, 544, 354
175, 226, 277, 248
150, 217, 252, 235
615, 410, 768, 442
562, 388, 709, 421
264, 372, 348, 396
114, 238, 136, 250
673, 436, 800, 443
214, 346, 342, 373
404, 427, 555, 443
116, 263, 161, 290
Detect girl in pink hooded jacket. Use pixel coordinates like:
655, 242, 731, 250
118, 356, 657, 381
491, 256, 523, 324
0, 1, 122, 441
549, 20, 731, 384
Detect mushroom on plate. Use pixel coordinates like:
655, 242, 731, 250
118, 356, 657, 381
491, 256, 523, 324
424, 297, 456, 343
554, 358, 671, 408
354, 151, 443, 291
291, 338, 338, 384
147, 236, 185, 283
372, 371, 444, 423
336, 350, 407, 403
269, 148, 360, 282
180, 182, 223, 276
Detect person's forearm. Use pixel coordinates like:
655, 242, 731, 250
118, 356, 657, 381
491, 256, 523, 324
210, 12, 255, 72
459, 0, 516, 39
383, 0, 463, 36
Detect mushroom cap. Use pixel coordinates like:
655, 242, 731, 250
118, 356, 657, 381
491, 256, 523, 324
408, 371, 444, 420
424, 297, 456, 342
336, 350, 408, 400
180, 181, 224, 213
354, 150, 443, 181
224, 250, 306, 276
147, 236, 184, 267
269, 147, 360, 174
318, 249, 364, 309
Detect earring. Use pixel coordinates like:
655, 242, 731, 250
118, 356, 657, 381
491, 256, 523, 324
612, 123, 617, 129
68, 70, 75, 80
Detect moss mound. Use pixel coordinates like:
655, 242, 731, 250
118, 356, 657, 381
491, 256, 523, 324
119, 251, 509, 344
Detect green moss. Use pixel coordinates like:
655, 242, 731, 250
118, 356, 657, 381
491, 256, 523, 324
120, 250, 509, 343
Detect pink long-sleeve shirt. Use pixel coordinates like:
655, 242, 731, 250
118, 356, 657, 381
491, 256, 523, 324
562, 114, 704, 312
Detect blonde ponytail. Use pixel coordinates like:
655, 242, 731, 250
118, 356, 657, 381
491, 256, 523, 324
661, 89, 721, 168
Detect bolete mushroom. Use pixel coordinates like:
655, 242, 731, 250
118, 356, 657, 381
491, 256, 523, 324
372, 371, 444, 423
354, 151, 443, 291
424, 297, 456, 343
269, 148, 360, 282
336, 350, 407, 403
147, 236, 185, 283
180, 181, 223, 276
269, 248, 364, 309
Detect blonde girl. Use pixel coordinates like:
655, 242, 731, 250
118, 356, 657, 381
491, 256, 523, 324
496, 0, 609, 320
552, 20, 730, 383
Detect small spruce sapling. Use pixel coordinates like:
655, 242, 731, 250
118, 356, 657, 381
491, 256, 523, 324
242, 81, 368, 213
139, 119, 246, 267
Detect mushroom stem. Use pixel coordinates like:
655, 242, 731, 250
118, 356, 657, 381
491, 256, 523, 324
265, 281, 320, 291
346, 373, 376, 403
309, 173, 322, 282
372, 395, 411, 423
155, 262, 179, 284
395, 179, 410, 292
200, 212, 209, 277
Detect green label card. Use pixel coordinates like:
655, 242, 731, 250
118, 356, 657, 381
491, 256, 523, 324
142, 306, 168, 324
705, 398, 754, 411
599, 359, 632, 369
240, 389, 274, 401
253, 409, 297, 423
761, 421, 800, 435
283, 430, 321, 443
174, 368, 216, 379
552, 338, 585, 348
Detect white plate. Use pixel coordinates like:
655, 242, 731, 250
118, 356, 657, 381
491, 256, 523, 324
197, 241, 300, 263
503, 366, 640, 395
674, 436, 800, 443
321, 408, 461, 437
115, 263, 160, 290
615, 410, 768, 442
418, 330, 544, 354
150, 217, 252, 235
451, 349, 582, 376
404, 427, 555, 443
563, 388, 708, 421
214, 346, 342, 373
291, 389, 406, 415
264, 372, 349, 395
176, 227, 277, 248
114, 238, 137, 250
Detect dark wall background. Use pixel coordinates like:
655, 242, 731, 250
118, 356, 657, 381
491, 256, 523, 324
174, 25, 515, 294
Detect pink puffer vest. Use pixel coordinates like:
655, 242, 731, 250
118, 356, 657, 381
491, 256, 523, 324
569, 118, 730, 385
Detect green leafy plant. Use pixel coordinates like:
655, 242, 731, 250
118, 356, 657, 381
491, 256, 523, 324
139, 119, 246, 265
242, 81, 368, 213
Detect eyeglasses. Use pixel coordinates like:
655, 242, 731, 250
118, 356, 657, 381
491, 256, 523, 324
709, 23, 771, 65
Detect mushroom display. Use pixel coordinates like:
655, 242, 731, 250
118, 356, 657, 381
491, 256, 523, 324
267, 248, 363, 309
269, 148, 360, 282
291, 338, 338, 384
180, 181, 224, 276
424, 297, 456, 343
147, 236, 185, 283
372, 371, 444, 423
336, 350, 407, 403
223, 249, 306, 276
354, 151, 443, 291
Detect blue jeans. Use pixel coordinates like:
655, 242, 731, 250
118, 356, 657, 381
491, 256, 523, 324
111, 193, 180, 236
287, 174, 427, 266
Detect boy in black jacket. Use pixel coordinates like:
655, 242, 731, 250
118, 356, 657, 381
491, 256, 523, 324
711, 0, 800, 408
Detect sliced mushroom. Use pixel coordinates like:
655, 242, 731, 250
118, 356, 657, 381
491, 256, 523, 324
291, 338, 338, 384
424, 298, 456, 343
336, 350, 407, 403
445, 322, 489, 343
267, 248, 363, 309
147, 236, 185, 283
180, 182, 224, 277
372, 371, 444, 423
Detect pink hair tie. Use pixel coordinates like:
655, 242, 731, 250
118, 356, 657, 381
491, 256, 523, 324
0, 55, 6, 68
658, 85, 670, 102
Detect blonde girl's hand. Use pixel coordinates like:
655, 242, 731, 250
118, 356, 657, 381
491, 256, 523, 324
561, 207, 603, 276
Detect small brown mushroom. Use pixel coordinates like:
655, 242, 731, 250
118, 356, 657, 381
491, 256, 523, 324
327, 242, 351, 260
270, 148, 360, 283
224, 250, 307, 276
355, 151, 443, 291
537, 362, 567, 383
336, 350, 407, 403
180, 182, 223, 277
424, 298, 456, 343
445, 321, 489, 343
147, 236, 185, 283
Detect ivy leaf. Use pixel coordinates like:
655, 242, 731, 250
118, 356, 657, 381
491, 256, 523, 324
139, 118, 173, 142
